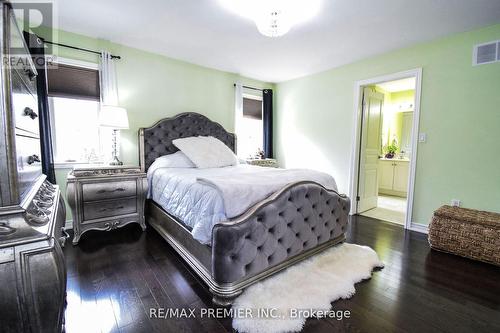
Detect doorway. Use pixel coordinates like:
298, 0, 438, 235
350, 69, 422, 230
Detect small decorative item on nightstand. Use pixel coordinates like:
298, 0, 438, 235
246, 158, 278, 168
66, 165, 147, 245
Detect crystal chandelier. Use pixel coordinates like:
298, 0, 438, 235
254, 7, 292, 37
219, 0, 321, 38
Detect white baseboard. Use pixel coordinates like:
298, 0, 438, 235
64, 220, 73, 230
409, 222, 428, 234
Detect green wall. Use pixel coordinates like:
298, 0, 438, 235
36, 28, 273, 222
275, 24, 500, 225
391, 90, 415, 108
37, 23, 500, 226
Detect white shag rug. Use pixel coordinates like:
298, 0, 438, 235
232, 243, 384, 333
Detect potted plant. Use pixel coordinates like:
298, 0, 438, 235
384, 139, 399, 159
254, 148, 265, 159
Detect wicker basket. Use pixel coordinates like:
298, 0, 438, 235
428, 205, 500, 266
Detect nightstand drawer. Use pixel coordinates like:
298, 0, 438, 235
82, 180, 137, 201
83, 198, 137, 221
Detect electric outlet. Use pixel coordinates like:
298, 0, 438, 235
418, 133, 427, 143
451, 199, 461, 207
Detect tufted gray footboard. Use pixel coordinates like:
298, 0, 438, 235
210, 181, 350, 303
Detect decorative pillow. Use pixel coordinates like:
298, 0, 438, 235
172, 136, 238, 168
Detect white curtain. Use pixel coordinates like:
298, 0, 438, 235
234, 82, 243, 155
99, 51, 119, 106
99, 51, 118, 161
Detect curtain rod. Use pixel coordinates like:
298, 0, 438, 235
233, 84, 267, 92
43, 40, 121, 59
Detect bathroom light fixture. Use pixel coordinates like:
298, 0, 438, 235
219, 0, 322, 37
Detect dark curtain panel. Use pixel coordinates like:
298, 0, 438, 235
24, 32, 56, 183
263, 89, 273, 158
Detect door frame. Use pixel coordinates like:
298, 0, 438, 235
348, 68, 423, 232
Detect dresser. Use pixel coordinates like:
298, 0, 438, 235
0, 2, 67, 332
67, 166, 147, 245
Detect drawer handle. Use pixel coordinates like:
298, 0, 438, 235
27, 154, 40, 165
99, 205, 124, 212
24, 68, 36, 81
0, 221, 15, 236
62, 227, 70, 239
96, 188, 126, 194
25, 212, 49, 225
59, 227, 70, 247
23, 107, 38, 119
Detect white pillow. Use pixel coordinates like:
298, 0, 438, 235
172, 136, 238, 168
151, 151, 196, 169
146, 151, 196, 183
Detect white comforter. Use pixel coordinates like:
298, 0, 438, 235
198, 168, 337, 218
148, 164, 337, 244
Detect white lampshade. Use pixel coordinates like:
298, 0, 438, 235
99, 105, 129, 129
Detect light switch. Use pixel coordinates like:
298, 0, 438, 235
418, 133, 427, 143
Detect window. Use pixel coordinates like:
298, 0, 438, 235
49, 97, 111, 163
47, 59, 110, 164
237, 93, 264, 158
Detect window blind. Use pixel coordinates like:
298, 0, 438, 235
47, 64, 100, 100
243, 97, 262, 120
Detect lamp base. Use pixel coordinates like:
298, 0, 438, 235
109, 156, 123, 166
109, 129, 123, 166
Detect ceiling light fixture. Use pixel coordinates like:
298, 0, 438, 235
219, 0, 322, 38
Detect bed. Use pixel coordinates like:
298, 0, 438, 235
139, 112, 350, 305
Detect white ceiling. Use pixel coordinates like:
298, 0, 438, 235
376, 77, 416, 93
51, 0, 500, 83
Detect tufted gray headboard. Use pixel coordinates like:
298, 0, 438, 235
139, 112, 236, 171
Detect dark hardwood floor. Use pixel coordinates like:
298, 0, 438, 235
63, 215, 500, 333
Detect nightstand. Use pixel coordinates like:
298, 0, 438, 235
246, 158, 278, 168
66, 165, 148, 245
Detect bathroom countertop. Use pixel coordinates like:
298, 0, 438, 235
379, 157, 410, 162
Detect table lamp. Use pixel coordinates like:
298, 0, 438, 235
99, 105, 129, 165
